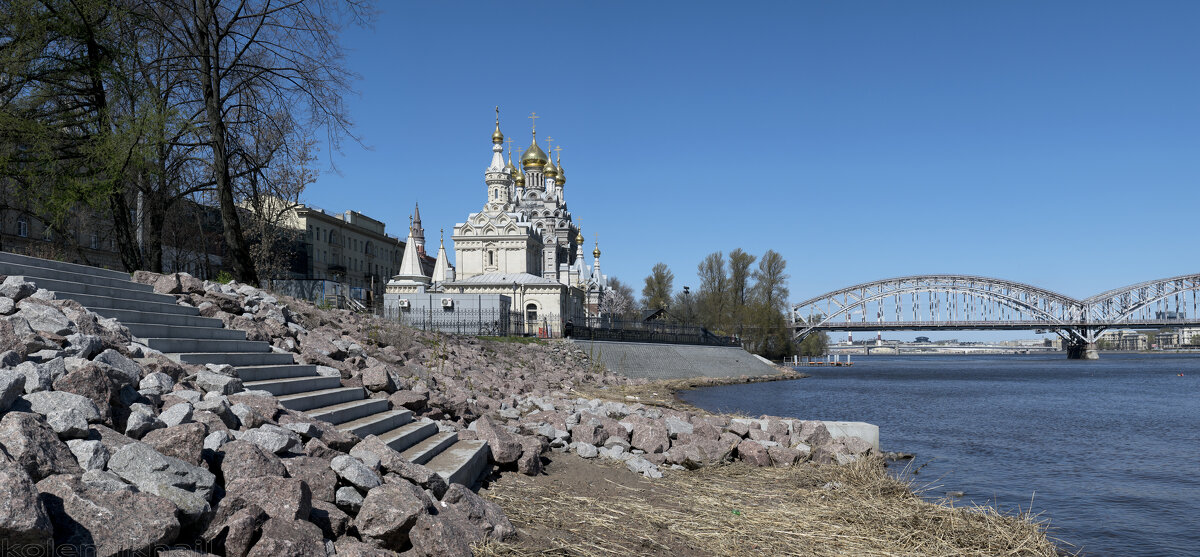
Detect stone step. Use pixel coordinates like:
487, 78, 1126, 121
3, 275, 171, 304
0, 262, 151, 294
379, 420, 440, 454
236, 364, 318, 382
90, 307, 224, 328
278, 387, 364, 413
398, 430, 457, 465
244, 375, 342, 396
305, 397, 387, 425
126, 323, 244, 340
0, 251, 133, 281
336, 409, 413, 439
60, 292, 198, 316
144, 338, 270, 354
175, 351, 295, 367
424, 439, 490, 487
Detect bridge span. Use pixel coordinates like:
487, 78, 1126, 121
790, 274, 1200, 359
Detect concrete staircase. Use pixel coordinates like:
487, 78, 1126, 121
0, 251, 489, 486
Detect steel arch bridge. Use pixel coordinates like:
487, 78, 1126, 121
789, 274, 1200, 358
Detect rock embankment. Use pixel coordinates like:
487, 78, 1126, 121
1, 274, 512, 555
1, 267, 878, 556
130, 272, 876, 482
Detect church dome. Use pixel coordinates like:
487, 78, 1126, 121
543, 159, 558, 179
504, 159, 516, 176
576, 230, 584, 244
555, 162, 566, 186
593, 243, 601, 258
492, 124, 503, 145
514, 171, 525, 185
521, 139, 548, 168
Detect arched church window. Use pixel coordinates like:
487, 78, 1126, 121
526, 303, 538, 322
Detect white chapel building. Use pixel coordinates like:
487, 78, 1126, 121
384, 109, 609, 335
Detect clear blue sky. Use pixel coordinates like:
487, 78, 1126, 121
307, 0, 1199, 331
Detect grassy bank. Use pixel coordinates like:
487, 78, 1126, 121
574, 369, 809, 413
477, 455, 1063, 556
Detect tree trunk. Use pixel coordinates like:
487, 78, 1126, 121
196, 3, 257, 285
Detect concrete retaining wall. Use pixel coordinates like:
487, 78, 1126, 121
572, 340, 781, 380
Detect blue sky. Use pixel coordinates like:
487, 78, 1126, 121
307, 0, 1199, 331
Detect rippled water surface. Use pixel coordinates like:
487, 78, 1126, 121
679, 354, 1200, 556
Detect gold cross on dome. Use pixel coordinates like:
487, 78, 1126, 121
528, 111, 539, 134
505, 137, 514, 156
553, 145, 563, 161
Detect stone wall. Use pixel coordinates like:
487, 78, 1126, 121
572, 340, 781, 380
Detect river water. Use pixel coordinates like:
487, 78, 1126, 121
678, 353, 1200, 556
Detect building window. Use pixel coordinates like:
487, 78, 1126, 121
488, 250, 495, 266
89, 233, 99, 249
526, 303, 538, 322
16, 216, 28, 237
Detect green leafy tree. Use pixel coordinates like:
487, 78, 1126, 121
798, 331, 829, 357
641, 262, 674, 311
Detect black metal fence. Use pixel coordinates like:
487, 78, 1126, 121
573, 316, 741, 347
381, 307, 565, 338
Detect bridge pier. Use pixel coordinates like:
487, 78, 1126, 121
1066, 341, 1099, 360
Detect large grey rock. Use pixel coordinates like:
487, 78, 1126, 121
631, 422, 669, 454
665, 415, 693, 438
15, 301, 72, 335
405, 506, 484, 557
94, 349, 142, 385
14, 390, 103, 424
202, 502, 268, 557
355, 483, 430, 548
472, 415, 522, 464
196, 371, 244, 396
0, 455, 53, 552
575, 442, 598, 459
139, 371, 176, 396
142, 422, 209, 466
331, 454, 382, 490
240, 424, 299, 455
217, 440, 287, 483
441, 483, 516, 540
0, 369, 25, 411
52, 363, 115, 422
0, 412, 82, 480
66, 439, 110, 470
282, 456, 338, 503
223, 476, 311, 521
248, 517, 326, 557
309, 499, 351, 540
106, 441, 216, 524
125, 405, 165, 439
64, 333, 103, 359
37, 474, 180, 555
336, 486, 364, 513
0, 276, 37, 302
0, 296, 12, 315
737, 439, 771, 467
160, 401, 193, 427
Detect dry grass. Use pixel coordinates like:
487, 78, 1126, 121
475, 457, 1066, 557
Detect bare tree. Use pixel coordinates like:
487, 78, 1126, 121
599, 277, 636, 318
149, 0, 373, 283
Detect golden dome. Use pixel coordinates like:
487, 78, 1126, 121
543, 158, 558, 179
514, 171, 525, 185
521, 138, 548, 168
555, 161, 566, 186
593, 243, 601, 258
575, 230, 584, 244
504, 159, 516, 175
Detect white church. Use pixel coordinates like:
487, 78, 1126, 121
384, 109, 609, 335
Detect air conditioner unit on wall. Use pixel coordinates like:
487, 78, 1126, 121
398, 299, 410, 308
441, 298, 454, 308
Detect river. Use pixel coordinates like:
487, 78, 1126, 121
678, 353, 1200, 556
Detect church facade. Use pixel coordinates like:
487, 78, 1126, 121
384, 109, 609, 335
